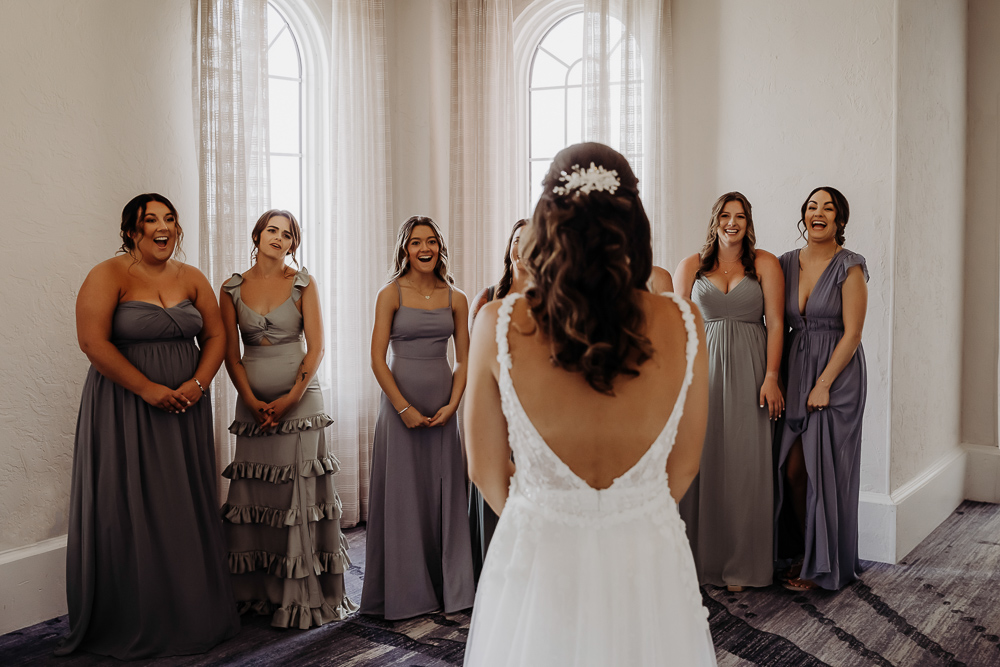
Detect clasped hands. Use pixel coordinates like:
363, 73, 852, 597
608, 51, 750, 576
400, 402, 458, 429
250, 394, 296, 431
142, 379, 204, 414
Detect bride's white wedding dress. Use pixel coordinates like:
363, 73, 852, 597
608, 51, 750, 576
464, 294, 717, 666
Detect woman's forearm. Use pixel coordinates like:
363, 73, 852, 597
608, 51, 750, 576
191, 331, 226, 388
818, 331, 862, 388
81, 339, 155, 395
287, 346, 324, 403
372, 357, 410, 412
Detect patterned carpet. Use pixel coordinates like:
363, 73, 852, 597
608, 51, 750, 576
3, 501, 1000, 666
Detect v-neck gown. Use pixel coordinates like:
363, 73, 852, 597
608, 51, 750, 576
464, 294, 716, 666
679, 276, 774, 588
220, 268, 356, 628
361, 282, 475, 619
775, 249, 868, 590
58, 300, 239, 659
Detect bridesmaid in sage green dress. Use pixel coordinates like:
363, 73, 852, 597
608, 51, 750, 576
675, 191, 785, 591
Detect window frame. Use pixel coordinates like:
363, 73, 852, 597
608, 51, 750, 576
265, 0, 330, 270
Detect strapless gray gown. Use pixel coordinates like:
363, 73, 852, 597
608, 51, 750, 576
361, 282, 475, 619
58, 300, 239, 659
775, 249, 868, 590
679, 276, 774, 588
220, 268, 356, 628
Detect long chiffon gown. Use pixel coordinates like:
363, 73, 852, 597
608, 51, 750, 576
220, 269, 356, 628
361, 281, 475, 619
775, 248, 868, 590
464, 294, 717, 667
58, 300, 239, 659
679, 276, 774, 588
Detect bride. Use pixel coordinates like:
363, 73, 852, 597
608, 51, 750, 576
463, 142, 716, 666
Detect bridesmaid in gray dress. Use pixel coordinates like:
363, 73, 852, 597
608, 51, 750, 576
675, 192, 785, 591
775, 186, 868, 591
363, 216, 475, 619
59, 194, 238, 659
219, 210, 355, 627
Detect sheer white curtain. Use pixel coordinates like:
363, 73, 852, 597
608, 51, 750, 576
449, 0, 518, 295
318, 0, 394, 527
193, 0, 270, 501
582, 0, 674, 264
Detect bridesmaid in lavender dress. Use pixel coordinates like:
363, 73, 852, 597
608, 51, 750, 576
363, 216, 475, 619
775, 186, 868, 592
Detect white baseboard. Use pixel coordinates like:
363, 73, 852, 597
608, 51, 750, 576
0, 536, 67, 636
858, 448, 967, 564
964, 443, 1000, 503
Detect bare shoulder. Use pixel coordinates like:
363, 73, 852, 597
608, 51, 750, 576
754, 248, 780, 267
375, 281, 400, 307
676, 253, 701, 271
81, 256, 128, 295
450, 285, 469, 308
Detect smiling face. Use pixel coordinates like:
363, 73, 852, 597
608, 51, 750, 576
716, 199, 747, 249
131, 201, 178, 262
256, 215, 294, 261
509, 226, 523, 267
406, 224, 440, 274
803, 189, 839, 244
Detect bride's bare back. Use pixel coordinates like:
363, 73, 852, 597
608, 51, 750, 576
504, 291, 707, 491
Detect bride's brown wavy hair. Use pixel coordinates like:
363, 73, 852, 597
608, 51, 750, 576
521, 142, 654, 395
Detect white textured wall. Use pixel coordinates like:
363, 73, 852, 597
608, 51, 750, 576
962, 0, 1000, 449
0, 0, 198, 554
384, 0, 452, 235
891, 0, 966, 487
672, 0, 895, 495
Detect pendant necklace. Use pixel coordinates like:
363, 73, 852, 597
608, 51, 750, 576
406, 276, 433, 300
718, 256, 742, 275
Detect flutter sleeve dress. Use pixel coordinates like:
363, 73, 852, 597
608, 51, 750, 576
220, 268, 356, 628
775, 249, 868, 590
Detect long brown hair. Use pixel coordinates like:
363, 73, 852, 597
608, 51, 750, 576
521, 142, 653, 395
697, 191, 758, 281
389, 215, 455, 285
250, 209, 302, 268
495, 219, 528, 299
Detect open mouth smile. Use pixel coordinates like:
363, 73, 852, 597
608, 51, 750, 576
154, 235, 169, 249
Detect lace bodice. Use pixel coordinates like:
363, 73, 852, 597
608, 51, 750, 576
495, 294, 699, 526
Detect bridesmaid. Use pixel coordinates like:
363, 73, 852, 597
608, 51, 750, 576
775, 186, 868, 591
219, 210, 355, 628
362, 216, 475, 619
675, 191, 784, 591
59, 194, 238, 659
468, 219, 527, 582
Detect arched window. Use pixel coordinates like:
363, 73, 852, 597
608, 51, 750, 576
524, 7, 642, 211
266, 3, 303, 225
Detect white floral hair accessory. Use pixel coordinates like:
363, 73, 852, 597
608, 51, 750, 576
551, 162, 620, 197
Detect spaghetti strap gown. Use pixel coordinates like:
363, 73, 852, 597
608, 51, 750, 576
361, 282, 475, 620
220, 268, 356, 628
464, 294, 717, 667
58, 300, 239, 659
679, 276, 774, 588
775, 249, 868, 590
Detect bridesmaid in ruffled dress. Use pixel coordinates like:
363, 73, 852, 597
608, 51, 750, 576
219, 210, 355, 627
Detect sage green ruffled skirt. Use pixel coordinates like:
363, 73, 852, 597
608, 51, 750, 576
221, 342, 357, 628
